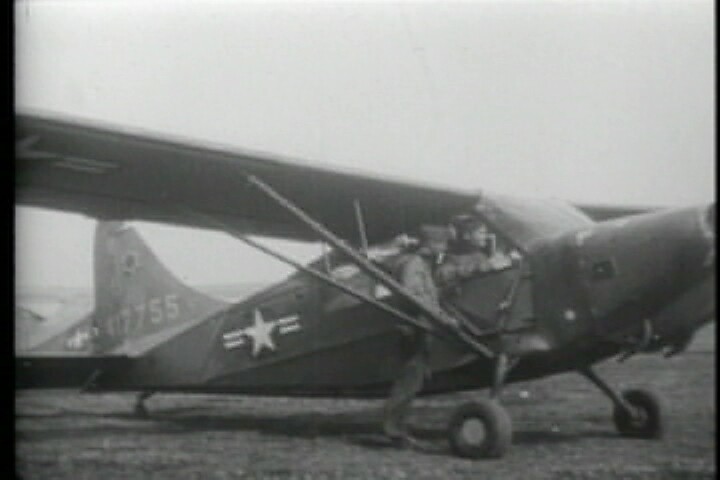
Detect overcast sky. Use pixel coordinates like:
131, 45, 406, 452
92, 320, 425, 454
15, 0, 715, 290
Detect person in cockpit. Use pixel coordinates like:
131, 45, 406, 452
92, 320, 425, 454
435, 216, 514, 292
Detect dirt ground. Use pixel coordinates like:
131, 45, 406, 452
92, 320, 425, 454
16, 351, 715, 480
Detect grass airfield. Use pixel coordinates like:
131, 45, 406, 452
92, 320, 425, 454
16, 328, 715, 480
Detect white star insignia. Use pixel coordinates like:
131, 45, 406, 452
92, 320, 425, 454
244, 309, 276, 357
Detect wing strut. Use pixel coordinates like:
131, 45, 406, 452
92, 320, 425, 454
188, 209, 494, 358
242, 175, 497, 358
353, 199, 369, 255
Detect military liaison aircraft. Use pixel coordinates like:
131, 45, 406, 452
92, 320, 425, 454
16, 110, 715, 459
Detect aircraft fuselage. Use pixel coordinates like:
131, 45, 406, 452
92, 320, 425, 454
86, 203, 714, 398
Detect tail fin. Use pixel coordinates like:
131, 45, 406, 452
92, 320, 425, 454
92, 222, 227, 353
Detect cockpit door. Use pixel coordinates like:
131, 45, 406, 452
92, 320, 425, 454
446, 264, 534, 332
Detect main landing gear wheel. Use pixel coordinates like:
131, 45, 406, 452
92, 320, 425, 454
580, 368, 664, 441
612, 389, 664, 439
448, 399, 512, 459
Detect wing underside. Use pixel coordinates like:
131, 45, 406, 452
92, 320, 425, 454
17, 111, 655, 247
17, 111, 479, 245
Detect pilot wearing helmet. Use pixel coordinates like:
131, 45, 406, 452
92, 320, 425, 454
435, 216, 514, 291
394, 225, 451, 304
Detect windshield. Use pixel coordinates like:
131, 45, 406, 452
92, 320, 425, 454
473, 193, 594, 252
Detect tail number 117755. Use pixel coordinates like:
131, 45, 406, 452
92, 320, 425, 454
102, 293, 181, 337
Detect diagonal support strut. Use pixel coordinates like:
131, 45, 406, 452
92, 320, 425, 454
243, 174, 496, 358
187, 208, 494, 358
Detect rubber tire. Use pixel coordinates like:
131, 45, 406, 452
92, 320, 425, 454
448, 399, 513, 459
613, 389, 663, 439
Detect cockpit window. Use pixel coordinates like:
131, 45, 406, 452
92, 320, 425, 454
306, 236, 406, 279
450, 214, 522, 267
473, 193, 594, 252
306, 216, 524, 282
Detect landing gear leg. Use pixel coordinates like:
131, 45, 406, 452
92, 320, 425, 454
448, 353, 514, 459
491, 353, 515, 399
133, 391, 153, 418
579, 366, 663, 439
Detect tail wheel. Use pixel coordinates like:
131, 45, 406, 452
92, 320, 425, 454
448, 399, 512, 459
613, 389, 664, 439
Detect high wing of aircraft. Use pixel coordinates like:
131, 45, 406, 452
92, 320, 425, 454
16, 110, 714, 460
17, 111, 478, 244
17, 111, 652, 248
